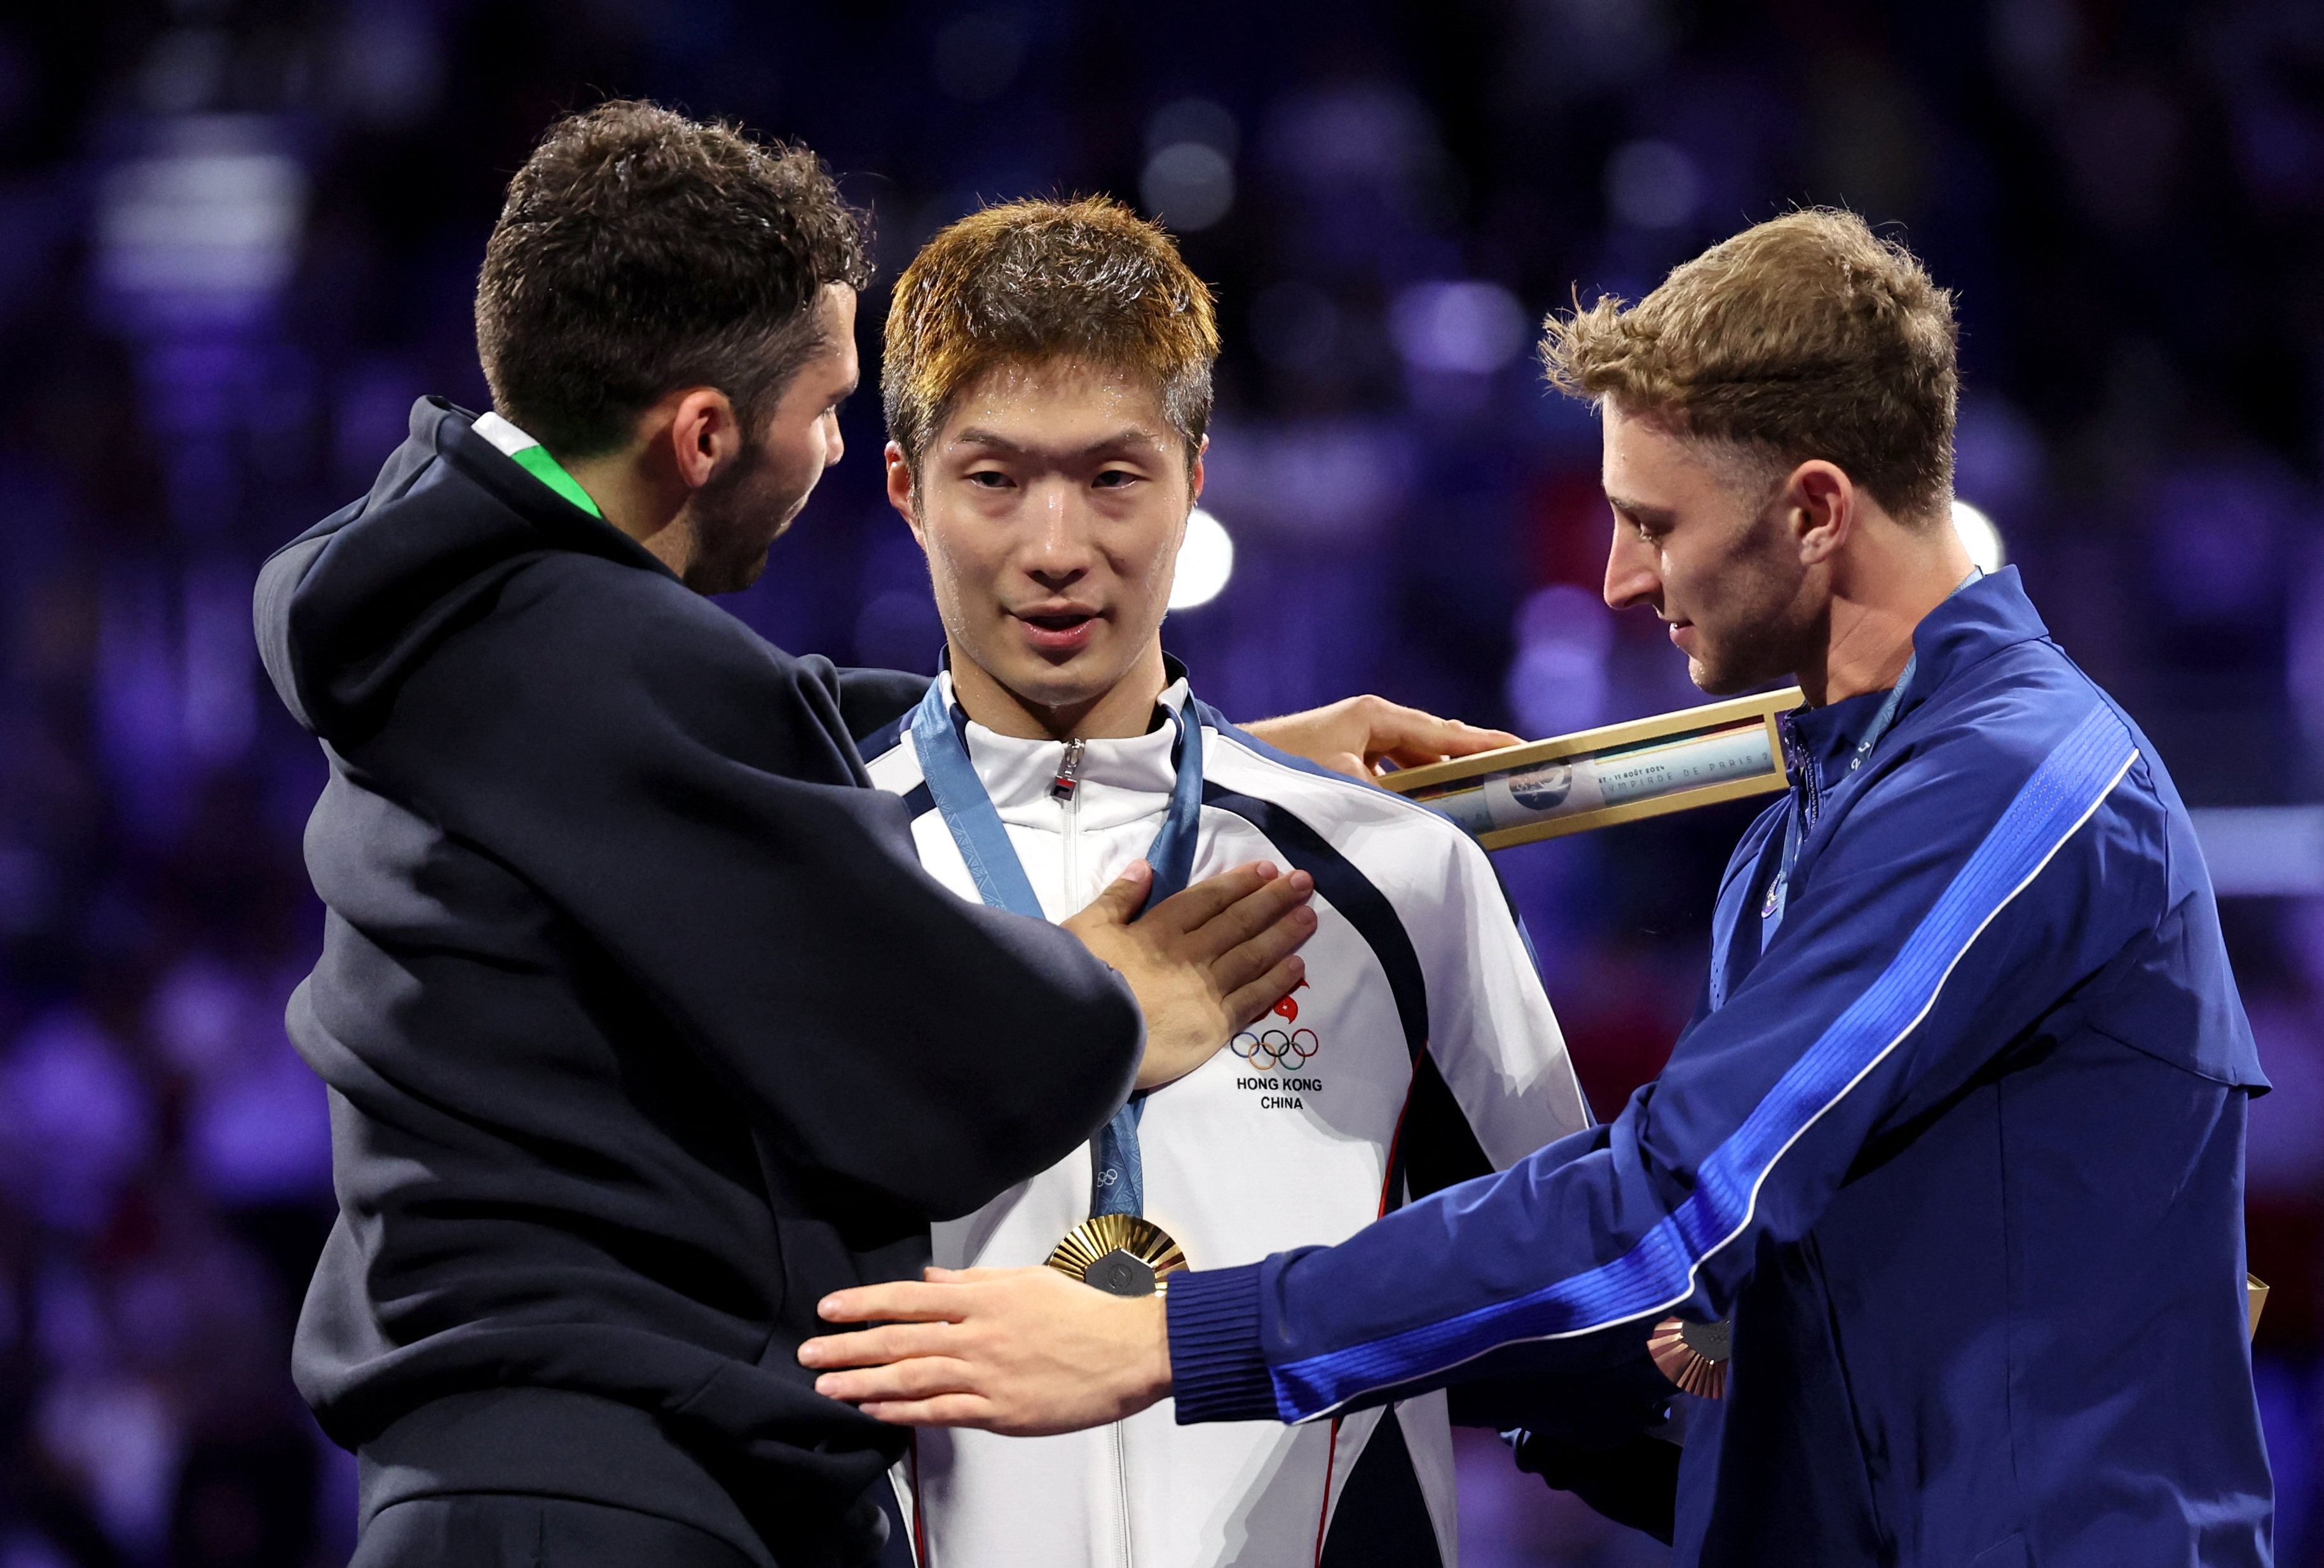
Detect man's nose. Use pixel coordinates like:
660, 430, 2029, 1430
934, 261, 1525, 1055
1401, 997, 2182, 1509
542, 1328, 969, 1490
1025, 482, 1095, 585
1603, 526, 1660, 612
823, 412, 845, 469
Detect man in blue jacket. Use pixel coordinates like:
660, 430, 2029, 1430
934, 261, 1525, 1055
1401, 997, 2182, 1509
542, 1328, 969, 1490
802, 209, 2278, 1566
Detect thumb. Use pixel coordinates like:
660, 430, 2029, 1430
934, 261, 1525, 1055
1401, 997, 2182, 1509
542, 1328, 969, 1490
1081, 859, 1154, 927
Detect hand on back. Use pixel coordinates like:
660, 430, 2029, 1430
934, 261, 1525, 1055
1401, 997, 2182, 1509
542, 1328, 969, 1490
802, 1264, 1170, 1435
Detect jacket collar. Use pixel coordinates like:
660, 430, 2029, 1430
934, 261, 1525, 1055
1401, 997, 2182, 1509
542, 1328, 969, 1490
933, 659, 1195, 831
1782, 566, 2048, 784
429, 399, 676, 582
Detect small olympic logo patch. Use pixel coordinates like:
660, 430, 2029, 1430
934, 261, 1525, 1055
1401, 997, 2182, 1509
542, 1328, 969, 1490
1232, 1027, 1320, 1070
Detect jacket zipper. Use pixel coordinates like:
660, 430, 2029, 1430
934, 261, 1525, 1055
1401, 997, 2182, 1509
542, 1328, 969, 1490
1052, 739, 1084, 903
1112, 1420, 1135, 1568
1053, 737, 1131, 1565
1055, 736, 1131, 1567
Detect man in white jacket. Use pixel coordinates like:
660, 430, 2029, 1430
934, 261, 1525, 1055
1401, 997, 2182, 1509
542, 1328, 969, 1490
858, 195, 1594, 1568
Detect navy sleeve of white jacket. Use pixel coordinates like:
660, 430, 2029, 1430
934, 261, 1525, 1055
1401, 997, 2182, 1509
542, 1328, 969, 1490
1168, 694, 2155, 1426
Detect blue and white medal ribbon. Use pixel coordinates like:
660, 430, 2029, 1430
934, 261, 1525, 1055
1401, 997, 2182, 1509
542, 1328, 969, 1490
1758, 566, 1983, 950
909, 678, 1201, 1295
1759, 662, 1913, 948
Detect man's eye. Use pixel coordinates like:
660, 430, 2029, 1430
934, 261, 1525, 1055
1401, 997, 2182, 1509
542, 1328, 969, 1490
967, 471, 1011, 488
1093, 470, 1137, 489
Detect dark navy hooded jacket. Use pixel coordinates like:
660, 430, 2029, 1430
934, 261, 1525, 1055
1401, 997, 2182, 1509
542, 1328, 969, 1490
252, 399, 1140, 1567
1167, 569, 2274, 1567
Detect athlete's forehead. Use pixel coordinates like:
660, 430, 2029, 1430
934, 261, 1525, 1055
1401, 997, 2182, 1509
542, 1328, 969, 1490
931, 356, 1185, 465
1601, 404, 1765, 524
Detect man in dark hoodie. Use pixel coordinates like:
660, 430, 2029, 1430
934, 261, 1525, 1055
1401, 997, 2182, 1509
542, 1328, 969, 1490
250, 101, 1534, 1568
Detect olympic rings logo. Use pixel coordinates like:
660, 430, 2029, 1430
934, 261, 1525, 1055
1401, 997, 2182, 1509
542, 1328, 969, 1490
1232, 1027, 1320, 1070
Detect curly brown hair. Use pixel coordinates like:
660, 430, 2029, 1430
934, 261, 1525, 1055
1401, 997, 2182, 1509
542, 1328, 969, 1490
1541, 209, 1958, 525
882, 196, 1219, 484
475, 99, 872, 457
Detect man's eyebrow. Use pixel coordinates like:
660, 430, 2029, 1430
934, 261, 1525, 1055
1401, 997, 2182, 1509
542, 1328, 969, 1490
951, 426, 1172, 457
1606, 493, 1675, 522
1078, 426, 1172, 457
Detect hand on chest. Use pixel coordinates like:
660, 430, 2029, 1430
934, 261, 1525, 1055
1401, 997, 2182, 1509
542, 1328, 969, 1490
978, 775, 1425, 1132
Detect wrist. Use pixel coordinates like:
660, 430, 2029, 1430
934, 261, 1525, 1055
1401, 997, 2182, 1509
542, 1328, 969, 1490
1143, 1293, 1172, 1403
1096, 1292, 1171, 1422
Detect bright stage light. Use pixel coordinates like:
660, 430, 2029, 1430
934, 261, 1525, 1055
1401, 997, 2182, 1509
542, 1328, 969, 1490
1170, 508, 1235, 610
1952, 499, 2006, 573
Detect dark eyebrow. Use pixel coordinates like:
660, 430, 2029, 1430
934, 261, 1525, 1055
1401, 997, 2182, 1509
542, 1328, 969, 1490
951, 426, 1173, 459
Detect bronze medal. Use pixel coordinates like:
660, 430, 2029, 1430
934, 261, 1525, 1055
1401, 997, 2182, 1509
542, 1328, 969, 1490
1046, 1214, 1187, 1298
1648, 1316, 1731, 1398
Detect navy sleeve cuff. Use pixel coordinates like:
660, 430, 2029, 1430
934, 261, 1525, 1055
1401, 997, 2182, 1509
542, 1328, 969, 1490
1165, 1263, 1279, 1424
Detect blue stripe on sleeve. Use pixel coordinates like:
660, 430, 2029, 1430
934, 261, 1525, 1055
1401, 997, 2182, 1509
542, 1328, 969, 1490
1268, 702, 2139, 1422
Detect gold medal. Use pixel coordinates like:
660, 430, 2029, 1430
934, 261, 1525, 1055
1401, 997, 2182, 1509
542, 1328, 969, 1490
1046, 1214, 1187, 1298
1648, 1316, 1730, 1398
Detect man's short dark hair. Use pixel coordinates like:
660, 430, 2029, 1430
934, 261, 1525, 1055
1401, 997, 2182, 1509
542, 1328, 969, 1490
476, 99, 872, 458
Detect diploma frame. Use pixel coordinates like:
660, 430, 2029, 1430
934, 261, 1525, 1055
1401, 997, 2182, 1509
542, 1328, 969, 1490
1381, 686, 1807, 849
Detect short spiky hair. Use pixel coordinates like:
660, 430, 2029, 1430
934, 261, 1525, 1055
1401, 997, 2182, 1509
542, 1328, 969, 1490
883, 196, 1219, 481
477, 99, 872, 457
1541, 208, 1958, 524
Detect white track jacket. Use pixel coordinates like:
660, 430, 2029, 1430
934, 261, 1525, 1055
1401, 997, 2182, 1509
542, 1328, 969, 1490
859, 673, 1589, 1568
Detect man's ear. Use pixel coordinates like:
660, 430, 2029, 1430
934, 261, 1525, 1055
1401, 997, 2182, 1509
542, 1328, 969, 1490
667, 388, 743, 493
1188, 434, 1207, 507
884, 441, 927, 546
1787, 461, 1855, 566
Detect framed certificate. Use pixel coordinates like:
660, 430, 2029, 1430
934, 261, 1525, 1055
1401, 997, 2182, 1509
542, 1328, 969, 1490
1382, 686, 1805, 849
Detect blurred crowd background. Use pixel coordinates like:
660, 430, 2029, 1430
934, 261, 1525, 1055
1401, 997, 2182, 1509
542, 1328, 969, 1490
0, 0, 2320, 1564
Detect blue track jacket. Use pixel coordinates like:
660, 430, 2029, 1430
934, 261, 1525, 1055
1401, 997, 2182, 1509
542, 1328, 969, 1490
1165, 569, 2274, 1567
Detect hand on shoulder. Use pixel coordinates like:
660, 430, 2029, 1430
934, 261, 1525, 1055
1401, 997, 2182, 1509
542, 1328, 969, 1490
1245, 695, 1519, 784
